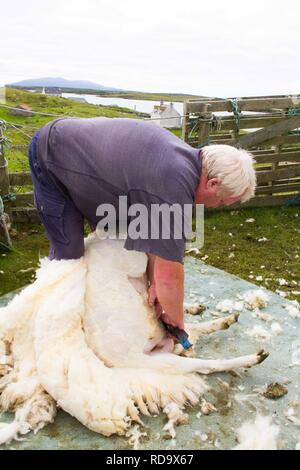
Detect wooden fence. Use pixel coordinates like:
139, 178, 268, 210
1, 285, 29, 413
182, 95, 300, 209
0, 95, 300, 228
0, 122, 38, 224
0, 170, 39, 224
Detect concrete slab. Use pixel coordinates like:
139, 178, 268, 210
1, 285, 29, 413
0, 257, 299, 450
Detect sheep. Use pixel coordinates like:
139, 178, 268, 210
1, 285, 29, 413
0, 233, 268, 444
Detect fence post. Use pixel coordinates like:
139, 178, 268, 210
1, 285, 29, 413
0, 121, 12, 248
0, 122, 9, 198
181, 101, 189, 142
197, 104, 212, 147
182, 102, 212, 145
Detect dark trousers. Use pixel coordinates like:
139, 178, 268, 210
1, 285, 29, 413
28, 131, 84, 260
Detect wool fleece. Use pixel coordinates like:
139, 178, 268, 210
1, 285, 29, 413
0, 233, 267, 444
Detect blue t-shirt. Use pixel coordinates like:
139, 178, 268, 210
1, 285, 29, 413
37, 117, 202, 262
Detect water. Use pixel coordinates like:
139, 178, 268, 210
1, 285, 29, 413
62, 93, 184, 115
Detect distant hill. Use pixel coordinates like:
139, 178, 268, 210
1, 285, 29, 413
7, 77, 122, 91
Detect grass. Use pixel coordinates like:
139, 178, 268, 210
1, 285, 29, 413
100, 91, 204, 102
191, 205, 300, 302
16, 86, 204, 102
0, 89, 299, 300
1, 88, 145, 173
0, 224, 49, 296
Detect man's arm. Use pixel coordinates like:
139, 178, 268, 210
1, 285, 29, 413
148, 254, 184, 330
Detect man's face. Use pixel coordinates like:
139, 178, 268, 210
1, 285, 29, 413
195, 175, 243, 208
203, 192, 242, 208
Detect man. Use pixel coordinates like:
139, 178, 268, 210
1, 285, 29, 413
28, 117, 256, 332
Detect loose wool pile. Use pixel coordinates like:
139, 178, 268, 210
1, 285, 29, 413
0, 234, 208, 444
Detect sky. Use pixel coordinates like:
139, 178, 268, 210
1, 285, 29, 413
0, 0, 299, 97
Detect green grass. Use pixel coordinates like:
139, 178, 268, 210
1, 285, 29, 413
16, 86, 204, 103
100, 91, 204, 102
0, 224, 49, 296
1, 88, 145, 172
0, 89, 299, 300
189, 205, 300, 302
1, 88, 183, 176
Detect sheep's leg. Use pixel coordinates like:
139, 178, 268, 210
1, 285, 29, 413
148, 349, 269, 375
145, 314, 239, 356
172, 314, 240, 356
190, 349, 269, 374
186, 313, 240, 339
184, 304, 206, 315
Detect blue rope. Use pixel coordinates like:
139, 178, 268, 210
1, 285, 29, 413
288, 108, 300, 116
229, 98, 242, 133
285, 185, 300, 206
1, 194, 16, 203
0, 194, 16, 216
188, 118, 200, 140
288, 95, 300, 116
287, 96, 300, 134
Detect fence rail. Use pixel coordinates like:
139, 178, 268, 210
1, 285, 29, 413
182, 94, 300, 209
184, 96, 299, 113
9, 172, 33, 186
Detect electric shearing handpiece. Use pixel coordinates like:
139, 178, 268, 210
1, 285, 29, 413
161, 320, 192, 350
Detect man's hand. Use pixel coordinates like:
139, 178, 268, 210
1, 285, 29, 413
146, 253, 185, 331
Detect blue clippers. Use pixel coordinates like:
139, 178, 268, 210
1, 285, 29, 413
161, 320, 192, 350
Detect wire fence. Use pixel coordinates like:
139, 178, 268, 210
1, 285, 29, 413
1, 98, 299, 145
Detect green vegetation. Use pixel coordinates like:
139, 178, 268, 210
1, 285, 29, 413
15, 86, 204, 102
192, 206, 300, 302
0, 87, 144, 172
100, 91, 204, 102
0, 89, 299, 301
0, 224, 49, 296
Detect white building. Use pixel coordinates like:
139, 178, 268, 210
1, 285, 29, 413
150, 101, 181, 128
42, 87, 62, 97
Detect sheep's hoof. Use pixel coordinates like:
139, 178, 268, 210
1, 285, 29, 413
180, 347, 196, 358
222, 312, 240, 329
184, 304, 206, 316
256, 349, 270, 364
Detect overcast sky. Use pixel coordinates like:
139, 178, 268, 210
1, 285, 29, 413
1, 0, 299, 97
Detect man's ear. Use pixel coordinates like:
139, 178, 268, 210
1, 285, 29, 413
207, 178, 221, 192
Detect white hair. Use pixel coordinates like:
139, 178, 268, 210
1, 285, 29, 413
201, 144, 256, 202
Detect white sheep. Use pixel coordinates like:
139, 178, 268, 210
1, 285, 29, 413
0, 233, 268, 444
